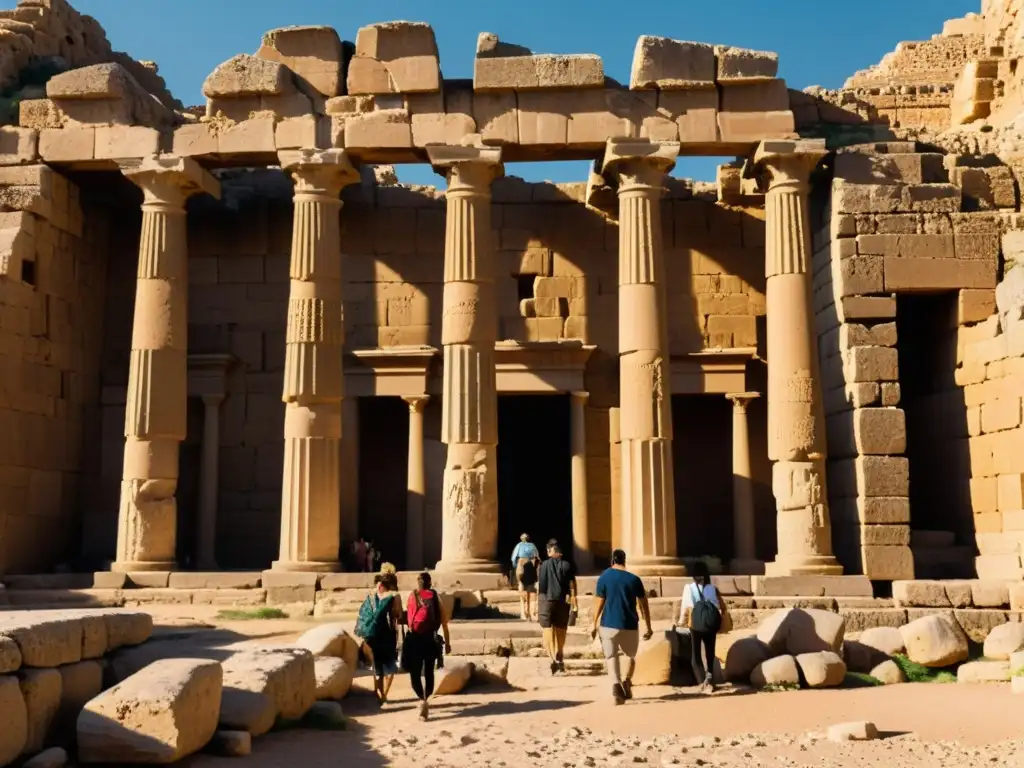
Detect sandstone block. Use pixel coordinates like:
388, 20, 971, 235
957, 289, 997, 325
103, 611, 153, 651
899, 613, 969, 667
862, 545, 914, 581
717, 110, 795, 143
220, 647, 315, 735
976, 554, 1023, 580
78, 659, 222, 764
631, 631, 673, 686
885, 257, 996, 292
836, 255, 883, 296
843, 640, 889, 673
19, 667, 61, 754
344, 109, 412, 149
796, 650, 846, 688
218, 117, 276, 155
828, 721, 878, 742
720, 79, 789, 113
957, 659, 1010, 683
204, 54, 289, 97
982, 622, 1024, 660
870, 659, 905, 684
0, 614, 83, 668
750, 654, 799, 687
313, 657, 352, 700
256, 26, 344, 98
475, 33, 603, 91
349, 22, 441, 94
0, 126, 38, 165
715, 46, 779, 82
56, 660, 103, 737
433, 660, 473, 696
630, 36, 714, 89
756, 607, 845, 656
39, 127, 94, 162
94, 125, 162, 160
473, 91, 518, 144
844, 345, 898, 382
0, 675, 28, 765
893, 580, 949, 608
723, 635, 772, 681
971, 580, 1010, 608
855, 408, 906, 454
294, 624, 360, 669
0, 635, 22, 673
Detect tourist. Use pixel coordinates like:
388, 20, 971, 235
510, 533, 540, 621
590, 549, 652, 705
403, 571, 452, 721
352, 538, 368, 572
537, 539, 578, 674
354, 567, 403, 707
679, 560, 723, 693
365, 540, 378, 573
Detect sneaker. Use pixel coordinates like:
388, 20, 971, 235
612, 683, 626, 704
550, 661, 559, 676
419, 700, 429, 721
622, 679, 633, 700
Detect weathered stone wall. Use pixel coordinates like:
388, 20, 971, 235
0, 165, 108, 573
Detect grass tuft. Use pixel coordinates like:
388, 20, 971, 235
760, 682, 800, 693
215, 607, 289, 621
843, 671, 883, 688
892, 654, 957, 683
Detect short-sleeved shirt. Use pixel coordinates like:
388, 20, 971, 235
595, 567, 646, 630
680, 582, 720, 623
538, 557, 575, 602
511, 541, 539, 566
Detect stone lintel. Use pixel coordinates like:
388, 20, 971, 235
601, 138, 680, 178
426, 141, 503, 170
117, 155, 221, 201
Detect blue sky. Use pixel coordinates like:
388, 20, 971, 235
68, 0, 976, 184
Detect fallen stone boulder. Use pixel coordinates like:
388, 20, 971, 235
859, 626, 905, 656
0, 675, 28, 764
750, 655, 799, 688
294, 624, 360, 669
843, 640, 890, 674
433, 661, 474, 696
957, 660, 1011, 683
313, 657, 353, 700
724, 635, 772, 682
796, 651, 846, 689
77, 658, 222, 764
870, 659, 905, 685
22, 746, 68, 768
19, 668, 62, 754
631, 631, 673, 686
982, 622, 1024, 660
756, 608, 845, 656
828, 721, 878, 742
306, 700, 345, 728
0, 636, 22, 673
899, 614, 968, 668
220, 647, 315, 736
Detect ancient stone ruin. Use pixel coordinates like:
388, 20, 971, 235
0, 0, 1022, 613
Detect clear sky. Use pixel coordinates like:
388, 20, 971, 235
67, 0, 976, 184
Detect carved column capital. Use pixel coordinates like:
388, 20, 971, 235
279, 149, 360, 201
427, 144, 504, 196
753, 139, 828, 194
402, 394, 430, 413
602, 138, 680, 193
726, 391, 761, 413
118, 155, 221, 209
571, 390, 590, 405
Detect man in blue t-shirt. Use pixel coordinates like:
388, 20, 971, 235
590, 549, 652, 704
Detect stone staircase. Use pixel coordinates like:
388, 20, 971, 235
911, 530, 976, 579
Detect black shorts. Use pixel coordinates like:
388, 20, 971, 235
538, 598, 571, 629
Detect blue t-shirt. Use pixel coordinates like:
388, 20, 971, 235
595, 568, 646, 630
511, 541, 539, 566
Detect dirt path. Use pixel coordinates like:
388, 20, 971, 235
185, 679, 1024, 768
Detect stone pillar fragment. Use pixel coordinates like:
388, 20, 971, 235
726, 392, 762, 574
112, 156, 220, 573
570, 391, 591, 572
404, 395, 429, 570
428, 143, 503, 573
602, 138, 686, 576
273, 149, 359, 573
754, 139, 842, 576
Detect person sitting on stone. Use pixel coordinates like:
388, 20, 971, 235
511, 533, 540, 621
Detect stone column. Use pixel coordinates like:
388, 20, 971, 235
404, 395, 429, 570
754, 139, 842, 576
196, 394, 224, 570
427, 144, 503, 573
112, 157, 220, 573
273, 149, 359, 573
726, 392, 761, 574
602, 139, 686, 576
570, 391, 591, 572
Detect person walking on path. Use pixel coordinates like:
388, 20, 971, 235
510, 533, 540, 621
403, 571, 451, 721
590, 549, 652, 705
678, 560, 723, 693
537, 539, 578, 675
354, 567, 404, 707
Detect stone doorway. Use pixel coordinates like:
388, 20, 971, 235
357, 396, 410, 569
497, 394, 573, 574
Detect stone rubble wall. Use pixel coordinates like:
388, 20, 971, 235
0, 165, 109, 574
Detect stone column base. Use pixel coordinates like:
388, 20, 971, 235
270, 560, 340, 573
765, 555, 843, 577
628, 556, 688, 577
434, 558, 502, 574
110, 560, 176, 573
729, 558, 766, 576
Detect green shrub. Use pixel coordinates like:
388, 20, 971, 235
892, 654, 957, 683
215, 607, 289, 621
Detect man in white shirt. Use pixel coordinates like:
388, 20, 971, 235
677, 561, 721, 692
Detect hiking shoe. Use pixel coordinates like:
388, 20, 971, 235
612, 683, 626, 704
622, 679, 633, 700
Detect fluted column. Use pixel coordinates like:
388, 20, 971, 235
273, 149, 359, 573
755, 139, 842, 576
428, 144, 503, 573
726, 392, 761, 575
602, 139, 686, 577
570, 391, 591, 572
112, 157, 220, 573
404, 395, 429, 570
197, 394, 224, 570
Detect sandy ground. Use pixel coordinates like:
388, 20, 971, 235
182, 677, 1024, 768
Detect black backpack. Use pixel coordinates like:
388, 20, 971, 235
690, 582, 722, 634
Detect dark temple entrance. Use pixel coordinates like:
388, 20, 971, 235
358, 396, 410, 568
497, 394, 573, 574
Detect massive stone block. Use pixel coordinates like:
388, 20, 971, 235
78, 659, 222, 764
220, 647, 315, 735
256, 26, 345, 98
715, 46, 779, 82
630, 36, 715, 89
203, 54, 291, 97
899, 614, 969, 668
0, 676, 28, 765
19, 668, 61, 755
348, 21, 440, 94
474, 33, 604, 91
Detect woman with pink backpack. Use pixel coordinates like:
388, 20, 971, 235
402, 572, 452, 721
